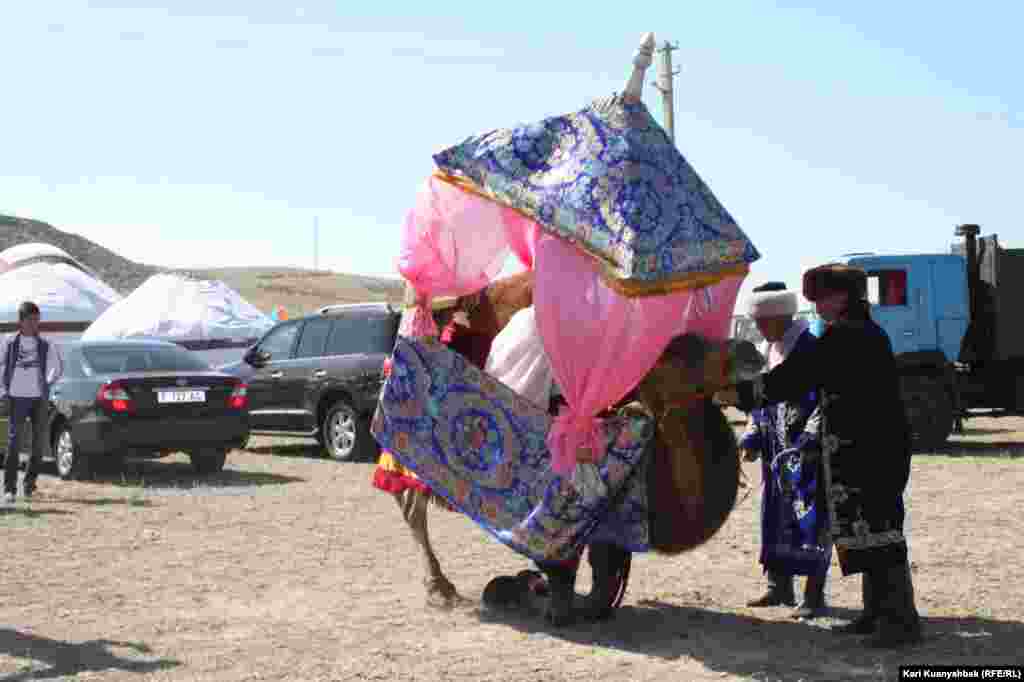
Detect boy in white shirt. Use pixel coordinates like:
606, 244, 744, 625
3, 301, 64, 504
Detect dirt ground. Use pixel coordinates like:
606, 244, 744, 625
2, 417, 1022, 682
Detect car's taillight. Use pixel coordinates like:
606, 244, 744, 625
382, 357, 393, 378
97, 381, 134, 413
229, 382, 248, 410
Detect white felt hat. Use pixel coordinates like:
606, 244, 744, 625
748, 289, 798, 319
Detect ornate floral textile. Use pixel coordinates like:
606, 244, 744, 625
372, 310, 493, 505
371, 336, 655, 563
431, 96, 760, 297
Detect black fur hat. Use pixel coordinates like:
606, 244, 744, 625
802, 264, 867, 302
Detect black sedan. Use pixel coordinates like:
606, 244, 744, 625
2, 339, 251, 480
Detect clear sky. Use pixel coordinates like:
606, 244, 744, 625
2, 2, 1021, 312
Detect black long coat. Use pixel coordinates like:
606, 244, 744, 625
754, 312, 912, 575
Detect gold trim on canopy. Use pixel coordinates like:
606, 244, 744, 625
431, 171, 748, 298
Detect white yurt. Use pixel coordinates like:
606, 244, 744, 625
0, 242, 123, 342
82, 273, 275, 367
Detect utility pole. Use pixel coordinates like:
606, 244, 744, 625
313, 216, 319, 271
653, 40, 680, 143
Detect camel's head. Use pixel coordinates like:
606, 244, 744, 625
634, 333, 765, 413
460, 270, 534, 336
434, 270, 535, 340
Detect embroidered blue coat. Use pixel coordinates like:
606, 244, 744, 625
740, 322, 831, 577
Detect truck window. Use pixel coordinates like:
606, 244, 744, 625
868, 270, 908, 307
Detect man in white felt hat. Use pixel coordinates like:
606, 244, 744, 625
739, 282, 831, 619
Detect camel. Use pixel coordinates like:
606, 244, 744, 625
380, 272, 764, 624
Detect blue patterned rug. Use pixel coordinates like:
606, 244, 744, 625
371, 336, 655, 563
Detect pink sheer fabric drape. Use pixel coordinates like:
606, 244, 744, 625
395, 175, 538, 337
534, 235, 744, 476
504, 214, 539, 270
677, 273, 744, 342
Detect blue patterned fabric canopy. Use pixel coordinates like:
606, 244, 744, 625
432, 95, 760, 296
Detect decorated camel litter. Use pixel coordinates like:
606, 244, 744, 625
371, 32, 764, 626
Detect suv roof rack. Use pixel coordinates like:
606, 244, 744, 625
317, 302, 398, 316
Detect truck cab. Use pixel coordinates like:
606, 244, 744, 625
844, 253, 969, 364
833, 226, 1024, 450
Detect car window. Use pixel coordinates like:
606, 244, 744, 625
325, 315, 398, 356
295, 318, 332, 359
82, 346, 211, 374
258, 322, 301, 360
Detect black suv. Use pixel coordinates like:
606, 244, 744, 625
221, 303, 400, 461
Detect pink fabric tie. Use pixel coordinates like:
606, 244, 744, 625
547, 407, 606, 476
404, 296, 439, 339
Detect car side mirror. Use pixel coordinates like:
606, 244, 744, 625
245, 348, 270, 366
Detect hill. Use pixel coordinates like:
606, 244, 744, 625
181, 267, 405, 316
0, 213, 160, 293
0, 214, 405, 315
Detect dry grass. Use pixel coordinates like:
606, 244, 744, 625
184, 267, 404, 319
1, 418, 1021, 681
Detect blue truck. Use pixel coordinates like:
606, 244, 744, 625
840, 224, 1024, 449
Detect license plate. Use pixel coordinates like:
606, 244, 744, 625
157, 390, 206, 404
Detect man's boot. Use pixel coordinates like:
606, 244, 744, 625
581, 542, 631, 622
747, 570, 796, 607
833, 570, 877, 634
543, 563, 578, 627
868, 560, 923, 648
794, 574, 828, 620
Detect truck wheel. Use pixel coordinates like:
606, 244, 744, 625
321, 400, 377, 462
900, 376, 953, 451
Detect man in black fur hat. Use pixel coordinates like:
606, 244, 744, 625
733, 264, 922, 648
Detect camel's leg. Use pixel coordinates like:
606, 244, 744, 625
394, 489, 461, 608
